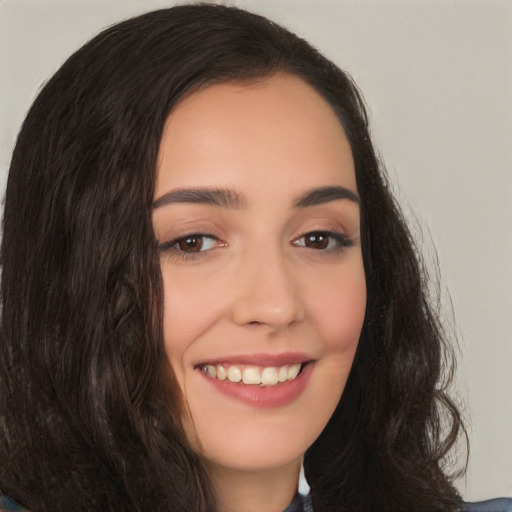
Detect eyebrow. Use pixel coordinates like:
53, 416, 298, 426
293, 186, 360, 208
153, 187, 247, 209
152, 184, 359, 210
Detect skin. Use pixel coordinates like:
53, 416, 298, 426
152, 73, 366, 512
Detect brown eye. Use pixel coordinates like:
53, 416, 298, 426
157, 234, 222, 259
292, 231, 354, 252
304, 232, 329, 250
177, 236, 204, 252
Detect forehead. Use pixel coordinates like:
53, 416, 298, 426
155, 73, 356, 196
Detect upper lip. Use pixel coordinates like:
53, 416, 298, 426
194, 352, 313, 367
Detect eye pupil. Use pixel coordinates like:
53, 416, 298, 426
179, 236, 203, 252
305, 233, 329, 249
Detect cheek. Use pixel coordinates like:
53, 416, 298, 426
305, 262, 367, 353
160, 265, 222, 375
300, 259, 366, 406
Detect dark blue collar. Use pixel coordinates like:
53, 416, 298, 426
283, 493, 314, 512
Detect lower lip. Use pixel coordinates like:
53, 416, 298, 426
198, 363, 314, 409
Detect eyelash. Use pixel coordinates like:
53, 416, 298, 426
158, 230, 354, 261
157, 233, 223, 260
292, 231, 354, 252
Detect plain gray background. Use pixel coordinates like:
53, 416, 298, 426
0, 0, 510, 501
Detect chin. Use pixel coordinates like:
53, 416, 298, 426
182, 373, 344, 474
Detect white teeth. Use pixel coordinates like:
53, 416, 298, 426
278, 366, 288, 382
201, 362, 304, 386
242, 367, 261, 385
227, 366, 242, 383
287, 364, 301, 380
205, 365, 216, 378
261, 367, 279, 386
216, 365, 227, 381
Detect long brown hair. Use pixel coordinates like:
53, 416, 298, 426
1, 5, 464, 511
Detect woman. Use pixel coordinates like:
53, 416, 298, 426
0, 4, 510, 512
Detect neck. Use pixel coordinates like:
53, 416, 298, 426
208, 459, 301, 512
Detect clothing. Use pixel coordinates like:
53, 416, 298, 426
2, 491, 511, 511
462, 498, 512, 512
284, 493, 314, 512
282, 494, 512, 512
0, 493, 26, 511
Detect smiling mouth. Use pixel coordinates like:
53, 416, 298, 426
196, 362, 306, 386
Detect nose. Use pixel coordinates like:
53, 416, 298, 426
230, 246, 305, 330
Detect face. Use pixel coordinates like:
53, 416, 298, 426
152, 73, 366, 476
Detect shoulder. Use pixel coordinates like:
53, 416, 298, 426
462, 498, 512, 512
